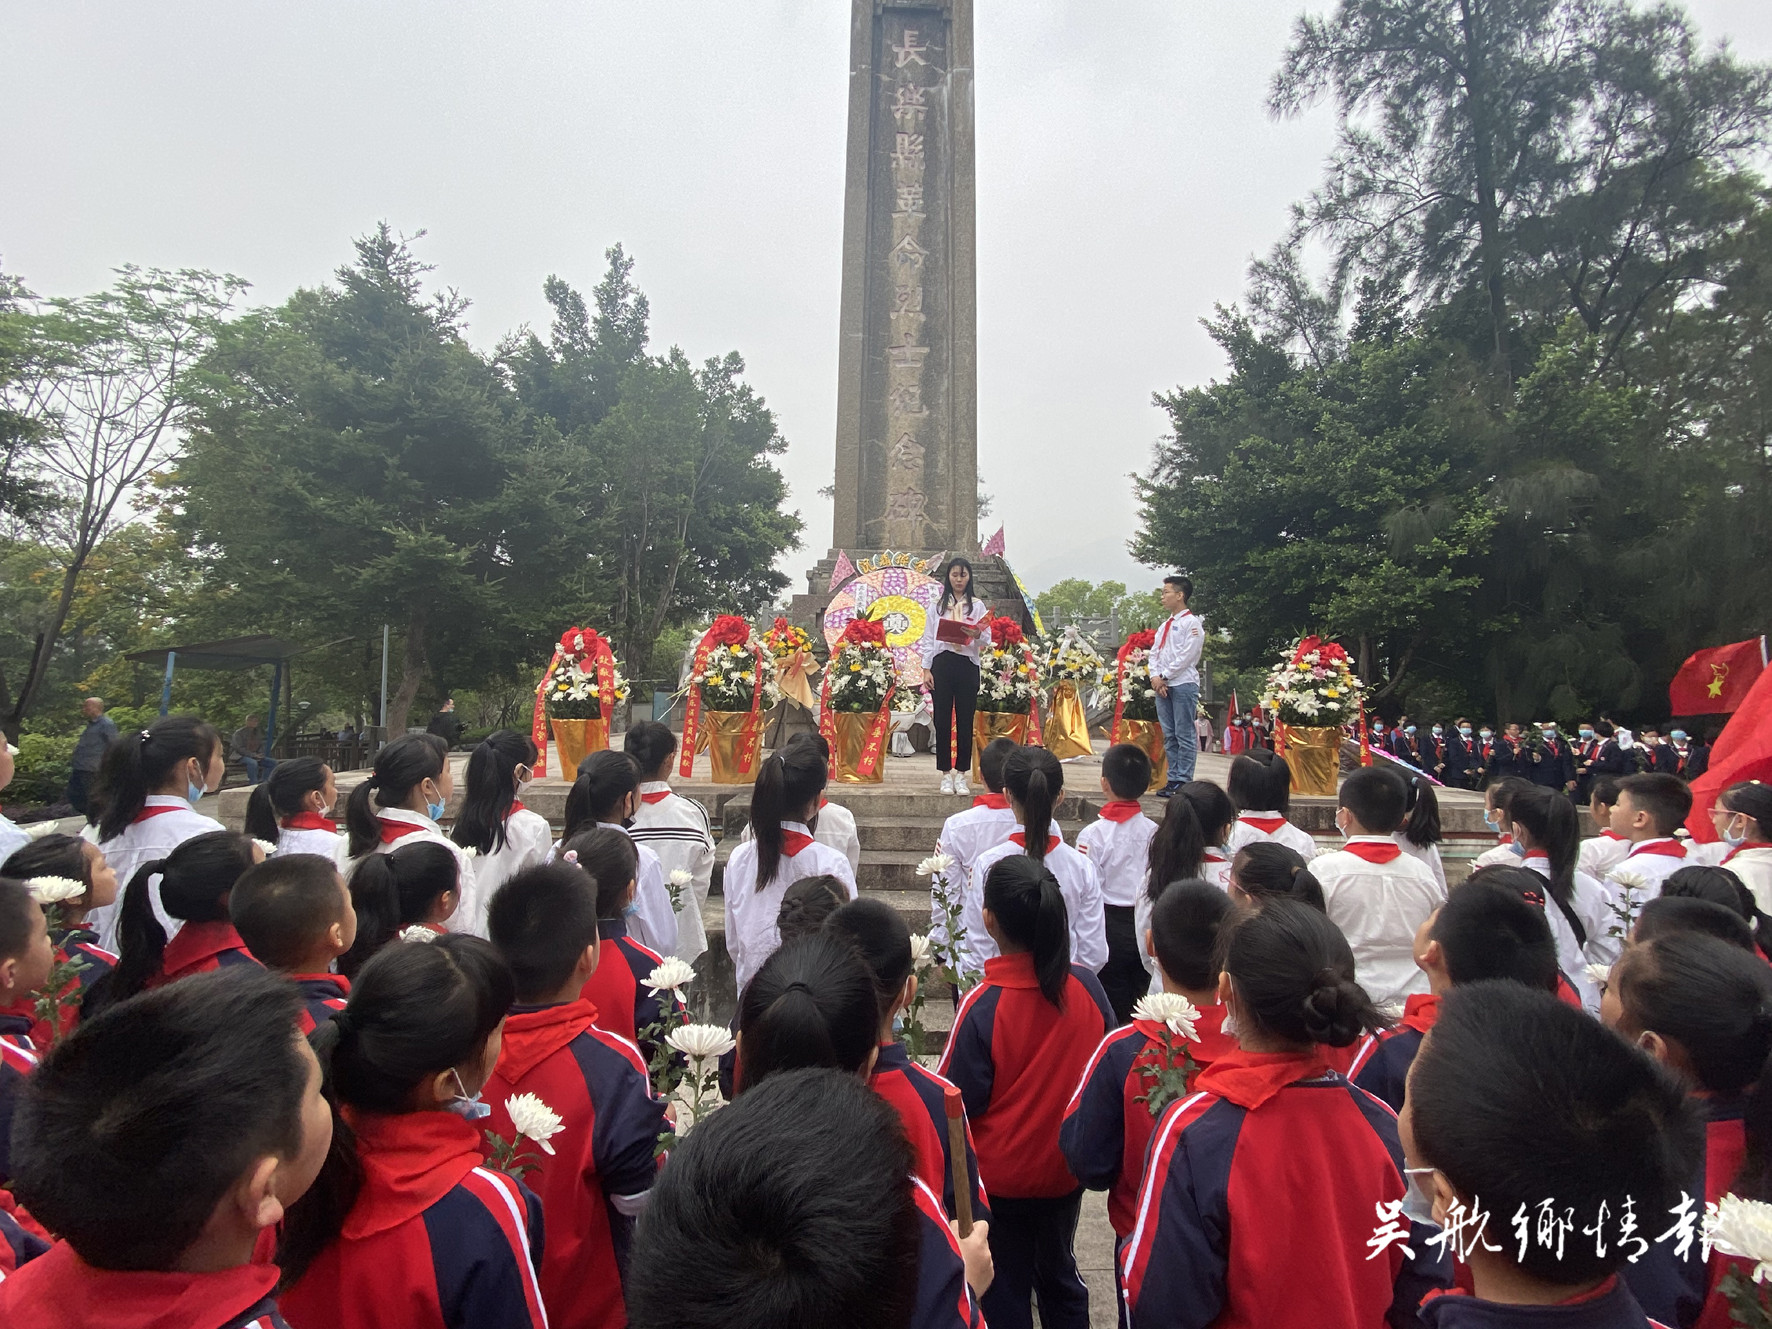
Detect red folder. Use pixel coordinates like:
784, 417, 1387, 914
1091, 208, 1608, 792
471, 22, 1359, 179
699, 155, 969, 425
936, 619, 975, 646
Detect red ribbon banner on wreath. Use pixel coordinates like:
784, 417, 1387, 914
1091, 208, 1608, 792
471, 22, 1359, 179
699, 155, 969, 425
531, 626, 617, 779
987, 618, 1044, 739
1110, 629, 1157, 742
680, 617, 764, 780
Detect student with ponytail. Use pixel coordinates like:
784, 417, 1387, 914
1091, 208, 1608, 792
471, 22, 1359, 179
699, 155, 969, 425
244, 758, 342, 859
1227, 842, 1327, 913
941, 856, 1114, 1329
1390, 771, 1447, 891
559, 751, 677, 958
84, 831, 262, 1019
1224, 750, 1317, 861
1472, 775, 1534, 870
966, 746, 1106, 978
723, 743, 856, 997
277, 934, 549, 1329
451, 730, 552, 914
1121, 900, 1448, 1329
1, 834, 120, 1043
90, 715, 226, 950
337, 842, 461, 979
1712, 781, 1772, 914
342, 734, 481, 932
1603, 932, 1772, 1328
562, 827, 685, 1056
1132, 781, 1237, 994
625, 720, 716, 964
1506, 785, 1612, 1000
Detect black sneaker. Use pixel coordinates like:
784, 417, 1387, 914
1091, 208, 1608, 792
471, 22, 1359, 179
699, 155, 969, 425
1154, 783, 1178, 799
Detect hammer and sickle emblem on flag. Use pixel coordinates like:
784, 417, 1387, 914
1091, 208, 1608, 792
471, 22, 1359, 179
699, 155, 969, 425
1708, 662, 1729, 699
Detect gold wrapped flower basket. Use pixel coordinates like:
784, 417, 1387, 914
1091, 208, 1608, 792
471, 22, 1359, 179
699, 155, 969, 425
703, 709, 760, 785
972, 711, 1032, 782
1280, 725, 1342, 797
832, 710, 887, 785
1112, 718, 1168, 792
1043, 681, 1093, 761
549, 716, 609, 774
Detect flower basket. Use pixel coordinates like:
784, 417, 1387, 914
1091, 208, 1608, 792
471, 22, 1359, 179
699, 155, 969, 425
832, 711, 886, 785
532, 626, 627, 777
973, 711, 1033, 781
1284, 725, 1342, 797
704, 709, 759, 785
550, 717, 609, 775
1044, 681, 1093, 760
1114, 718, 1168, 792
820, 617, 896, 782
763, 617, 820, 712
1260, 634, 1364, 729
977, 617, 1043, 718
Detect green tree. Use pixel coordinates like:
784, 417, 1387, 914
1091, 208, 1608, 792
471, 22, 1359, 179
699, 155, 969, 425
505, 247, 803, 673
175, 227, 585, 732
1033, 579, 1163, 633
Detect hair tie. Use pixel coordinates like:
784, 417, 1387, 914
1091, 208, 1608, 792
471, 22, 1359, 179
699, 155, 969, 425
332, 1007, 357, 1034
139, 729, 151, 743
365, 774, 381, 790
783, 980, 813, 997
562, 849, 580, 865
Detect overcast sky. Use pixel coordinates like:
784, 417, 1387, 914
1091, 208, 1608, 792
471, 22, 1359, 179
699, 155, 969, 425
5, 0, 1771, 596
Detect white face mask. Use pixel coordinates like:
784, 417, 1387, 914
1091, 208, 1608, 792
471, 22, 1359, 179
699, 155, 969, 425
1722, 816, 1748, 848
1402, 1168, 1442, 1228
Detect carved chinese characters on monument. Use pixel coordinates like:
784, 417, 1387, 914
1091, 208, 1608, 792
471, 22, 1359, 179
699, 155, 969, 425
881, 28, 936, 549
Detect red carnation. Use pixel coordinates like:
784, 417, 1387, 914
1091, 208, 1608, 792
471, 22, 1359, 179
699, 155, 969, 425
841, 618, 887, 646
708, 615, 752, 647
558, 627, 588, 658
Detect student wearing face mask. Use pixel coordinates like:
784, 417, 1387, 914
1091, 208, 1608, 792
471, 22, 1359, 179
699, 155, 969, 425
245, 758, 344, 860
1572, 722, 1602, 801
1443, 719, 1476, 789
452, 730, 553, 921
343, 734, 481, 934
1422, 722, 1447, 781
1528, 721, 1577, 794
1387, 717, 1420, 766
1712, 782, 1772, 915
90, 715, 228, 952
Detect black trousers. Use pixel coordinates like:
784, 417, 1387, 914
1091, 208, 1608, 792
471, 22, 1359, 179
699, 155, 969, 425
930, 651, 980, 773
1100, 904, 1147, 1027
980, 1190, 1091, 1329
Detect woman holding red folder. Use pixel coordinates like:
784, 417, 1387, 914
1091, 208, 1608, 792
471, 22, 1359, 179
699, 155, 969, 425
922, 558, 992, 797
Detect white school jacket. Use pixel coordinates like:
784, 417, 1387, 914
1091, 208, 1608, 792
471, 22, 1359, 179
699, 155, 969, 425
723, 823, 858, 996
92, 795, 228, 950
1225, 811, 1319, 863
1723, 845, 1772, 916
1135, 847, 1233, 990
1313, 836, 1445, 1009
1520, 853, 1613, 1006
629, 782, 717, 964
347, 808, 485, 937
737, 798, 862, 875
1394, 835, 1447, 893
596, 822, 679, 960
467, 807, 555, 918
1602, 837, 1692, 909
1075, 804, 1159, 909
930, 798, 1019, 952
967, 833, 1108, 975
1577, 829, 1632, 879
272, 816, 347, 862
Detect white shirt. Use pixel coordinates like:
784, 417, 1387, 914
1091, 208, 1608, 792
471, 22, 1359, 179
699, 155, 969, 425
1135, 848, 1232, 990
0, 815, 29, 868
1599, 838, 1695, 938
931, 800, 1019, 952
1576, 830, 1631, 880
1520, 854, 1613, 1006
723, 823, 858, 996
598, 823, 679, 960
967, 834, 1108, 974
1225, 811, 1318, 863
1394, 835, 1447, 892
1148, 610, 1204, 687
91, 795, 227, 950
920, 597, 992, 669
736, 800, 862, 877
1472, 839, 1518, 871
629, 782, 717, 964
1313, 837, 1445, 1009
1723, 845, 1772, 916
347, 808, 485, 937
467, 808, 554, 921
1075, 809, 1159, 908
272, 824, 347, 861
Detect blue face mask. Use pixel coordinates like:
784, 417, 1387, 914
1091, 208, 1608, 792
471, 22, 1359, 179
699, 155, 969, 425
1431, 726, 1442, 737
187, 779, 206, 805
1671, 731, 1688, 743
1402, 1168, 1441, 1228
1506, 839, 1527, 858
1480, 730, 1493, 740
1579, 728, 1594, 740
1459, 726, 1472, 738
445, 1069, 491, 1121
1541, 729, 1557, 740
1405, 725, 1417, 735
424, 784, 445, 822
1484, 809, 1501, 832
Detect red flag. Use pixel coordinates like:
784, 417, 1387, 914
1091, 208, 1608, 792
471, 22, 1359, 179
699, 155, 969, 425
1687, 660, 1772, 842
1669, 637, 1768, 715
981, 526, 1005, 558
1228, 688, 1238, 718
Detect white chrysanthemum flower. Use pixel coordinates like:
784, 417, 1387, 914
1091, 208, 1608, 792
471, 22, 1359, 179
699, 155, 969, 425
27, 875, 86, 905
667, 1022, 737, 1061
643, 957, 696, 999
505, 1093, 565, 1154
669, 868, 693, 889
1133, 992, 1202, 1041
23, 820, 62, 841
460, 847, 479, 860
1708, 1194, 1772, 1281
908, 933, 933, 967
250, 838, 279, 858
1610, 869, 1648, 891
916, 852, 956, 878
1584, 962, 1612, 990
399, 925, 439, 944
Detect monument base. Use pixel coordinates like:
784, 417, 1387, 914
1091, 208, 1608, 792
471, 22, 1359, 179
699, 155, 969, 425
788, 550, 1035, 637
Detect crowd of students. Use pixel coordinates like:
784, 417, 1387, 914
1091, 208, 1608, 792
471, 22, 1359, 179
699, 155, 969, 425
0, 709, 1769, 1327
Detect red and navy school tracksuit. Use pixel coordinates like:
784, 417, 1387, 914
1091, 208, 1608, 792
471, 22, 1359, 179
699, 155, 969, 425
1061, 1004, 1239, 1242
0, 1012, 38, 1190
1420, 1277, 1673, 1329
940, 953, 1115, 1329
483, 998, 670, 1329
580, 918, 682, 1059
148, 920, 261, 988
1347, 992, 1440, 1113
913, 1175, 987, 1328
290, 973, 350, 1037
871, 1039, 991, 1223
1623, 1093, 1747, 1329
0, 1243, 290, 1327
8, 926, 117, 1046
1121, 1048, 1451, 1329
280, 1109, 547, 1329
0, 1203, 46, 1280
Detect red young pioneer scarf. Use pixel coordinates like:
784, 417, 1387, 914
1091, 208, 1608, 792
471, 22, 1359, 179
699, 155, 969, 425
1008, 831, 1062, 853
1097, 800, 1145, 824
377, 817, 429, 845
781, 827, 816, 856
1192, 1047, 1333, 1111
1240, 814, 1287, 834
131, 804, 183, 824
641, 790, 671, 805
1625, 839, 1688, 860
283, 811, 338, 833
1342, 840, 1403, 865
974, 793, 1009, 810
